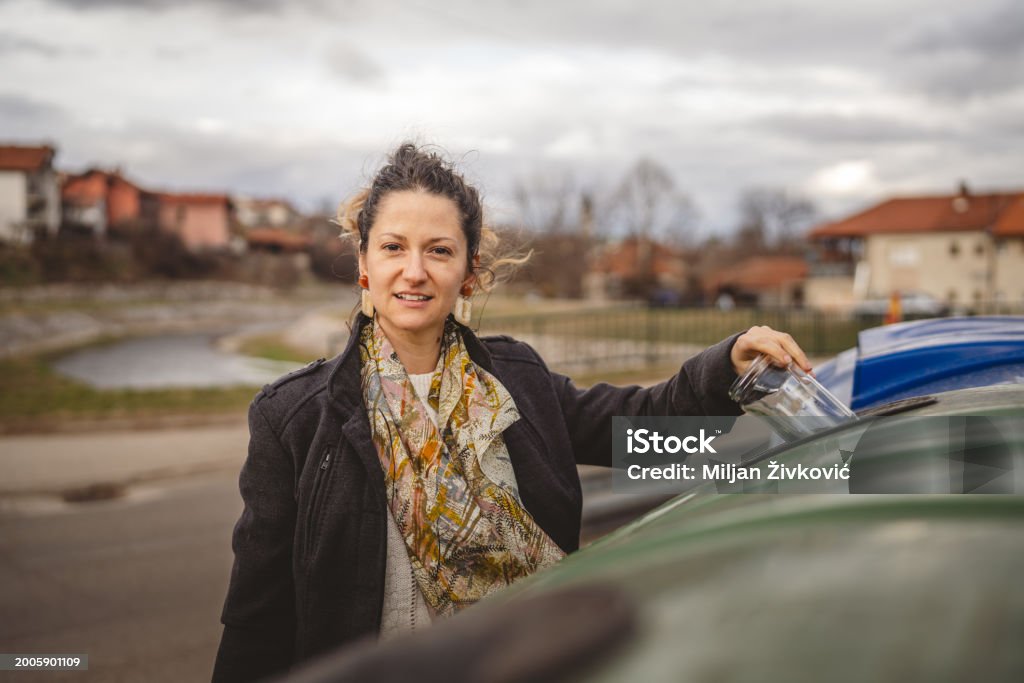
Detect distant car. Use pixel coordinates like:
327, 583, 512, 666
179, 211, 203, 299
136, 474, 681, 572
647, 288, 681, 308
816, 316, 1024, 411
852, 291, 949, 318
280, 384, 1024, 683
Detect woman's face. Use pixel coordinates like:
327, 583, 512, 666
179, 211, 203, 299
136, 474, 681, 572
359, 189, 474, 343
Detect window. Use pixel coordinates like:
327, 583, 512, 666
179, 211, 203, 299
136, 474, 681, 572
975, 242, 985, 256
889, 244, 919, 266
949, 241, 960, 257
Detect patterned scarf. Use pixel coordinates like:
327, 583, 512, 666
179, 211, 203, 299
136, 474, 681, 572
359, 316, 565, 616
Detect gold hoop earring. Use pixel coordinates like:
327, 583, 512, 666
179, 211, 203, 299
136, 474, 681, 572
361, 289, 374, 317
454, 294, 472, 325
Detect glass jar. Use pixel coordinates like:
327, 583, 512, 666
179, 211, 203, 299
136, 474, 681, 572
729, 353, 857, 442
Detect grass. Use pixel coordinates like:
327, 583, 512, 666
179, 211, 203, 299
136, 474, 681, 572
233, 306, 864, 385
235, 333, 318, 364
471, 294, 610, 318
0, 338, 679, 432
476, 307, 875, 356
0, 281, 350, 316
0, 352, 258, 430
233, 326, 685, 388
0, 302, 873, 430
0, 297, 171, 316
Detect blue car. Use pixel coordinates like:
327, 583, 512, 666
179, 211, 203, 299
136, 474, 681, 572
815, 316, 1024, 411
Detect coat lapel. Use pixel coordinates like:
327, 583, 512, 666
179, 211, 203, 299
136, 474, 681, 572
326, 314, 388, 507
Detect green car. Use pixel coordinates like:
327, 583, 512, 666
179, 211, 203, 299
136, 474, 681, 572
282, 385, 1024, 683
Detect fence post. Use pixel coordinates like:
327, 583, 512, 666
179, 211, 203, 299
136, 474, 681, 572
814, 310, 823, 355
646, 306, 656, 367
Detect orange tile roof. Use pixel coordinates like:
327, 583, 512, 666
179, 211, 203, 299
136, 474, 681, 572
993, 195, 1024, 236
810, 191, 1024, 238
63, 169, 149, 203
0, 144, 55, 172
242, 197, 296, 210
158, 192, 230, 205
591, 236, 687, 276
706, 256, 807, 291
62, 172, 107, 204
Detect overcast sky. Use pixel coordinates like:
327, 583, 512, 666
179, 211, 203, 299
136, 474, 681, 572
1, 0, 1022, 235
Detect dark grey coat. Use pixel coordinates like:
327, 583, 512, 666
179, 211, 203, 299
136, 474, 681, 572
212, 313, 743, 682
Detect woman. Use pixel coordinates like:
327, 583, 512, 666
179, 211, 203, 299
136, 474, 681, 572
211, 143, 811, 682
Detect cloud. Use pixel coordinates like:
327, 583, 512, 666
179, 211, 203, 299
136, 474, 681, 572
38, 115, 376, 211
806, 160, 881, 197
1, 0, 1020, 234
0, 30, 59, 56
754, 112, 950, 145
974, 97, 1024, 136
890, 1, 1024, 98
0, 92, 66, 125
0, 30, 94, 61
898, 1, 1024, 59
0, 93, 67, 157
915, 59, 1024, 99
324, 45, 385, 85
20, 0, 289, 12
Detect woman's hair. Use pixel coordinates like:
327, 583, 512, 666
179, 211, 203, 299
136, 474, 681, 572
338, 142, 528, 292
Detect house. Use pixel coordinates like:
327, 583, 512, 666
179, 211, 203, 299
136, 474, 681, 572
704, 255, 808, 308
157, 193, 233, 251
0, 144, 60, 244
62, 168, 158, 237
807, 185, 1024, 311
584, 235, 692, 300
245, 227, 311, 253
233, 196, 302, 230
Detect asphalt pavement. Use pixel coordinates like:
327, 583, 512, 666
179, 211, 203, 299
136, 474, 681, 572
0, 468, 242, 683
0, 420, 662, 682
0, 421, 249, 502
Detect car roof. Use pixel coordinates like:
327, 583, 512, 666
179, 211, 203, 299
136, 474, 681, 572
858, 316, 1024, 357
817, 317, 1024, 410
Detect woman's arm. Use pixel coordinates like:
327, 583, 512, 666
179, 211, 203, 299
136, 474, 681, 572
212, 399, 298, 683
549, 333, 745, 467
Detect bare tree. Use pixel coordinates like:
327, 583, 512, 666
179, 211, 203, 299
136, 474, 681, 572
513, 170, 578, 235
736, 188, 818, 250
510, 169, 595, 299
606, 158, 698, 243
600, 159, 699, 298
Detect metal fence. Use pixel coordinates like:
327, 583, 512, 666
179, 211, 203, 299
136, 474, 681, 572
471, 303, 1024, 376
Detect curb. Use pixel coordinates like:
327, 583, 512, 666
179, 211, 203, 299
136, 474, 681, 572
0, 458, 243, 501
0, 410, 247, 436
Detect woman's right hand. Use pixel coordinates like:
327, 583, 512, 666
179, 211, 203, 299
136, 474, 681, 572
730, 325, 813, 377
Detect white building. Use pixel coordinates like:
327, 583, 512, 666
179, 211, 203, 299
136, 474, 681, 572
0, 144, 61, 244
232, 196, 302, 230
807, 185, 1024, 311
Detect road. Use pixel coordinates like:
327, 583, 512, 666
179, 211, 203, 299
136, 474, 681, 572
0, 471, 240, 683
0, 426, 662, 683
